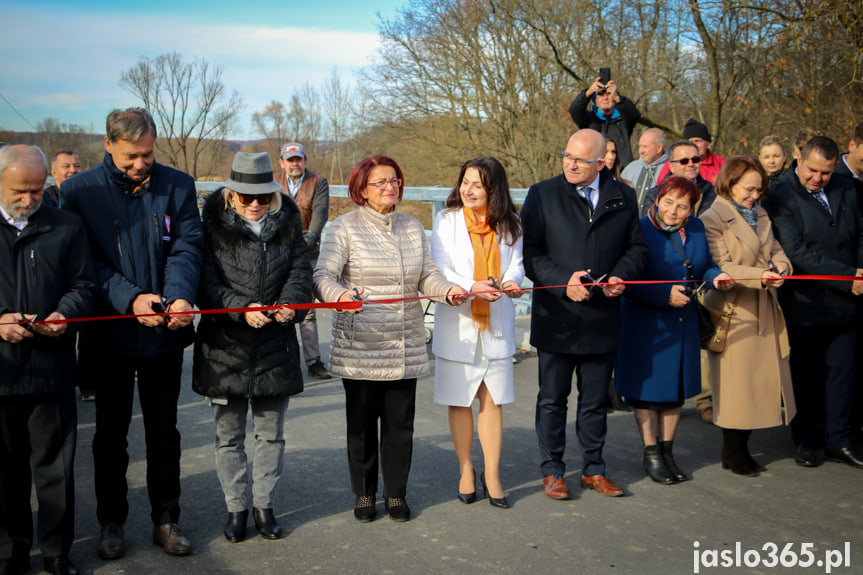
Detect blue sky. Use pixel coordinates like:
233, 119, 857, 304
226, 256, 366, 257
0, 0, 408, 138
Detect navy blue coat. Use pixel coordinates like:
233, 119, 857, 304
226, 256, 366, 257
614, 216, 721, 403
60, 153, 203, 357
762, 167, 863, 326
522, 169, 647, 354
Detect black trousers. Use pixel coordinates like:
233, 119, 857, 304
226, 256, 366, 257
92, 349, 183, 526
535, 349, 614, 478
342, 378, 416, 499
788, 324, 857, 450
0, 390, 77, 560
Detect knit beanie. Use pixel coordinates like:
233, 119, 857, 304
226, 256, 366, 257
682, 119, 711, 142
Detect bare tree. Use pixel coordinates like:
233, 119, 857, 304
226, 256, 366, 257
120, 52, 243, 179
251, 83, 324, 167
322, 69, 354, 183
35, 118, 102, 169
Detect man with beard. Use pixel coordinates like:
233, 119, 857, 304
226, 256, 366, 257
0, 145, 96, 575
275, 142, 331, 380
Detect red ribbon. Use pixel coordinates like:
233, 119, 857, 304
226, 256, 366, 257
1, 274, 859, 328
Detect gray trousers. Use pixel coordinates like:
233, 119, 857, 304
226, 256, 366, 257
213, 396, 289, 512
300, 254, 321, 366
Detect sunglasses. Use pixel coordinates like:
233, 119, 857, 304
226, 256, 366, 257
671, 156, 702, 166
235, 192, 273, 206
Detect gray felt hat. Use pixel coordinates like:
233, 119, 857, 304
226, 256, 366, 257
224, 152, 283, 195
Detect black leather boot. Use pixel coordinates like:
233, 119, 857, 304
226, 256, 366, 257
224, 510, 248, 543
643, 444, 676, 484
740, 430, 767, 472
660, 440, 689, 482
721, 428, 759, 476
252, 507, 283, 540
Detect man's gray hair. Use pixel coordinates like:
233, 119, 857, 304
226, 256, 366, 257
106, 107, 157, 143
0, 145, 49, 183
645, 128, 667, 151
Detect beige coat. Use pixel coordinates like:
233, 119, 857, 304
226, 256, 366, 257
700, 197, 796, 429
314, 205, 455, 381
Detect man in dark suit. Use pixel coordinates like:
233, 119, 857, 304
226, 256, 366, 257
0, 145, 96, 575
522, 129, 647, 499
834, 123, 863, 448
763, 136, 863, 469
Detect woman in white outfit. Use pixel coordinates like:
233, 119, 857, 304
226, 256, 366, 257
431, 156, 524, 508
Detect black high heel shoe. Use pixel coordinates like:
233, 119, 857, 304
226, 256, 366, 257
224, 510, 248, 543
480, 472, 509, 509
457, 469, 477, 504
252, 507, 283, 540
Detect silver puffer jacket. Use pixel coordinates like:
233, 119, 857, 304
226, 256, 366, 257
314, 205, 455, 381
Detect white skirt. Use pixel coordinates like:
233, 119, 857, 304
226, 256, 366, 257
434, 337, 514, 407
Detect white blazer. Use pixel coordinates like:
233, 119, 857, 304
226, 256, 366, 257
430, 208, 524, 363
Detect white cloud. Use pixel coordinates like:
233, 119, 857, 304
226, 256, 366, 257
0, 4, 381, 137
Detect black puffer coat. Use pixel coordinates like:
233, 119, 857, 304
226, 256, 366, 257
192, 189, 312, 398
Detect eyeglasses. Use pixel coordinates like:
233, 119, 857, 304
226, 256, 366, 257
560, 153, 602, 168
670, 156, 702, 166
235, 192, 273, 206
368, 178, 401, 189
736, 185, 761, 196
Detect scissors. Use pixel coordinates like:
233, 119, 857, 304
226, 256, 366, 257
579, 272, 607, 299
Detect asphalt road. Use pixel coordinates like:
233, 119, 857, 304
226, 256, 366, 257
45, 310, 863, 574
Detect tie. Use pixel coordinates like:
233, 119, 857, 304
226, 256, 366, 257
812, 190, 831, 215
579, 186, 596, 209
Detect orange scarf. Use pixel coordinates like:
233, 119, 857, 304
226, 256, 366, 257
464, 207, 500, 332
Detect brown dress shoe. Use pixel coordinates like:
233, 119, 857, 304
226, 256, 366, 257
96, 522, 124, 560
581, 474, 624, 497
698, 407, 714, 424
542, 474, 570, 500
152, 523, 192, 556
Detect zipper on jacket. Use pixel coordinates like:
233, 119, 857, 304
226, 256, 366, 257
30, 248, 36, 279
248, 241, 268, 398
152, 212, 164, 267
114, 219, 123, 259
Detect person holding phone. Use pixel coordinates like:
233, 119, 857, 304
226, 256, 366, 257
569, 68, 642, 168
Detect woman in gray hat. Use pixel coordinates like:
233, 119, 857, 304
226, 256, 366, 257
192, 152, 312, 542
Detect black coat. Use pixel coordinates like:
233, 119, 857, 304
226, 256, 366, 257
521, 169, 647, 354
569, 91, 641, 167
762, 168, 863, 326
192, 189, 313, 398
0, 204, 96, 396
834, 157, 863, 196
639, 174, 716, 218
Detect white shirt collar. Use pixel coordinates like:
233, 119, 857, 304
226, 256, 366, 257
0, 205, 29, 231
287, 172, 305, 197
842, 155, 862, 180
